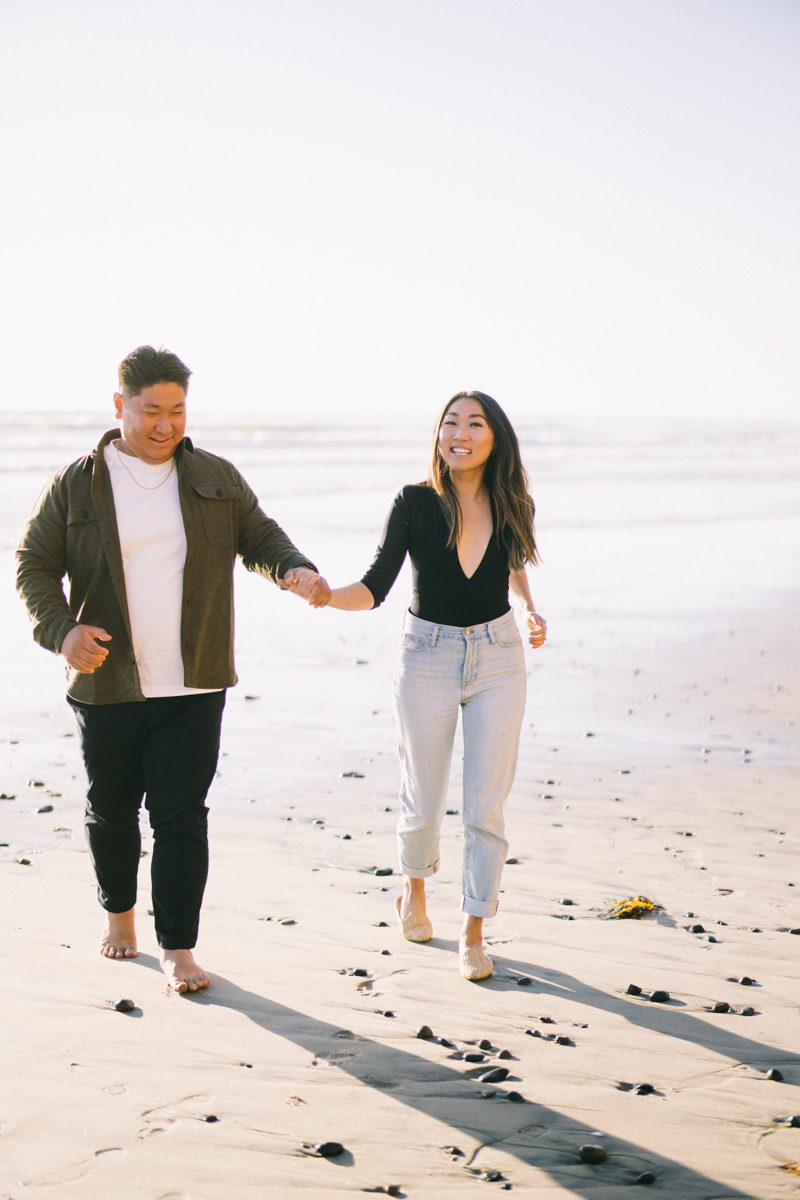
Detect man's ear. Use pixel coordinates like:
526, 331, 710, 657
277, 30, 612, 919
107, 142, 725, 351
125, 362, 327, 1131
113, 392, 123, 422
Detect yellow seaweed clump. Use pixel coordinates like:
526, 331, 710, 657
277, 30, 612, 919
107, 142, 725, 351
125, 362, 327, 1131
604, 895, 661, 920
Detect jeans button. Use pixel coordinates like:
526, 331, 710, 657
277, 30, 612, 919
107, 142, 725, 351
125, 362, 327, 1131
465, 628, 473, 635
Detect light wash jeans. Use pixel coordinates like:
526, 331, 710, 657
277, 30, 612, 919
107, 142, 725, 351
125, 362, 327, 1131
393, 607, 527, 918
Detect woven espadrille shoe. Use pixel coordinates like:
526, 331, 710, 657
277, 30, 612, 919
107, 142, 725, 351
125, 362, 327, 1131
459, 946, 493, 981
395, 896, 433, 943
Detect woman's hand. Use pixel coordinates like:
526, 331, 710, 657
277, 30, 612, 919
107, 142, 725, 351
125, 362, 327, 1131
280, 568, 332, 608
523, 607, 547, 649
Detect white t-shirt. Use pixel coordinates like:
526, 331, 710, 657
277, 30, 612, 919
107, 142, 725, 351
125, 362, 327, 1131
105, 442, 221, 698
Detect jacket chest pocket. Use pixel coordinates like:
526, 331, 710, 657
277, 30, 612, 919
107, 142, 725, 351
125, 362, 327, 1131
66, 503, 101, 549
191, 484, 242, 547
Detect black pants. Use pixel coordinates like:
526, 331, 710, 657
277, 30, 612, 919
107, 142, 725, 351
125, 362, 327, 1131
68, 690, 226, 949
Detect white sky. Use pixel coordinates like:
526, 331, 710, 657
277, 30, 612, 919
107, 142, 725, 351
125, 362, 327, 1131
0, 0, 797, 424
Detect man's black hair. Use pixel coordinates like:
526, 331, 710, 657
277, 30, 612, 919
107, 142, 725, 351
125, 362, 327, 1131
118, 345, 192, 399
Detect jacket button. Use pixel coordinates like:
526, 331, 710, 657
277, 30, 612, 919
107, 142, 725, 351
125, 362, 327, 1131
216, 489, 222, 497
82, 510, 89, 519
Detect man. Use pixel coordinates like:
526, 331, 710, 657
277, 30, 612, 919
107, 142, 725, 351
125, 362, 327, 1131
16, 345, 328, 992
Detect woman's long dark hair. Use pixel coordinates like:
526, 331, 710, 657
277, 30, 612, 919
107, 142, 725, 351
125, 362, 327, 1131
427, 390, 539, 571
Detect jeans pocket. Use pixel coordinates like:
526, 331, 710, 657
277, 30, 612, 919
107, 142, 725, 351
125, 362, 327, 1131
496, 633, 522, 648
400, 633, 429, 652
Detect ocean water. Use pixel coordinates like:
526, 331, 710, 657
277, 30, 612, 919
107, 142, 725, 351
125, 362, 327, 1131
1, 412, 797, 806
3, 412, 799, 617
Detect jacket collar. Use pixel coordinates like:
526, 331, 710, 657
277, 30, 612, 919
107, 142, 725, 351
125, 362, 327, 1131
82, 430, 194, 471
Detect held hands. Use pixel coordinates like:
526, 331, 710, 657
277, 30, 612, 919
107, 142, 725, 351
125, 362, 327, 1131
60, 625, 111, 673
523, 606, 547, 649
280, 567, 332, 608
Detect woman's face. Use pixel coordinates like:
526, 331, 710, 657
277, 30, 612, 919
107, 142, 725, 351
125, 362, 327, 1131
438, 398, 495, 474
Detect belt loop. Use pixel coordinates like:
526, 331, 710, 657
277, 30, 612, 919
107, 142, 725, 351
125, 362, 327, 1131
487, 620, 497, 645
430, 624, 439, 647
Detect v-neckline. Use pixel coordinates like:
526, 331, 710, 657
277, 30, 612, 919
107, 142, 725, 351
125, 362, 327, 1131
457, 531, 493, 581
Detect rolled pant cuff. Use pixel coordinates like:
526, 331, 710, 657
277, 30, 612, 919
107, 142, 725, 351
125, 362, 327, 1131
401, 860, 439, 879
461, 895, 498, 918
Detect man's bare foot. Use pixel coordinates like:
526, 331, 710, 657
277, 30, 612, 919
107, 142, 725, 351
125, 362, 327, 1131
101, 909, 138, 958
160, 948, 209, 994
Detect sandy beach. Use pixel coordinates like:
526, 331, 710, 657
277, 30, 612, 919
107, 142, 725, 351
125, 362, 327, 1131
1, 415, 799, 1198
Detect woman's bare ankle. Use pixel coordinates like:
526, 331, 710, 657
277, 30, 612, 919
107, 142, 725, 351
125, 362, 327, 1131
460, 915, 484, 951
399, 877, 426, 920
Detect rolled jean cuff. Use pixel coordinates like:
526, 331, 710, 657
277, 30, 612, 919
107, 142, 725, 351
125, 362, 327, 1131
401, 859, 439, 879
461, 895, 498, 918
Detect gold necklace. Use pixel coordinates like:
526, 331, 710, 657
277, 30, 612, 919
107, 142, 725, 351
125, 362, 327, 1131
114, 441, 175, 491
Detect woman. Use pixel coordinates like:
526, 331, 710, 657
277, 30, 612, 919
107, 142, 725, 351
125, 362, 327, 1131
326, 392, 546, 980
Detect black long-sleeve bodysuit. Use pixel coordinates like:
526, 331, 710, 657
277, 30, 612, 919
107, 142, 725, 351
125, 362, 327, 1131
360, 484, 516, 628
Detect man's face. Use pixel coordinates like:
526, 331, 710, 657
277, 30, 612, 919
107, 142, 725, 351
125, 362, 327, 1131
114, 382, 187, 464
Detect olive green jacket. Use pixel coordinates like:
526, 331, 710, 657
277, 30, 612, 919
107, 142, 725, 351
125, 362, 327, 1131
15, 430, 317, 704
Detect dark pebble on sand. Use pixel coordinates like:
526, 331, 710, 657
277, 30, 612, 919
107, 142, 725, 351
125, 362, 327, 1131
375, 921, 388, 927
706, 935, 718, 943
464, 1053, 486, 1063
498, 1050, 512, 1059
374, 868, 393, 877
18, 859, 31, 865
739, 976, 755, 986
626, 984, 642, 996
479, 1039, 493, 1050
790, 929, 800, 936
555, 1036, 572, 1046
790, 1115, 800, 1128
712, 1001, 730, 1013
579, 1144, 607, 1164
439, 1038, 456, 1048
384, 1011, 395, 1018
505, 858, 519, 865
386, 1188, 402, 1198
635, 1172, 656, 1185
352, 968, 368, 977
479, 1067, 509, 1084
482, 1170, 504, 1181
649, 991, 670, 1003
480, 1091, 497, 1099
525, 1029, 541, 1037
560, 898, 574, 905
507, 1091, 524, 1102
689, 924, 705, 934
314, 1141, 345, 1157
280, 918, 296, 926
741, 1006, 755, 1016
416, 1025, 433, 1039
37, 804, 53, 813
540, 1016, 555, 1023
342, 834, 351, 840
113, 998, 135, 1012
767, 1068, 784, 1081
204, 1114, 219, 1123
685, 911, 694, 918
517, 977, 532, 986
381, 949, 391, 955
750, 927, 762, 933
635, 1083, 655, 1095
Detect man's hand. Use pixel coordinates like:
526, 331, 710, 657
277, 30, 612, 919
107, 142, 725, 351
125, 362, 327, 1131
280, 568, 332, 608
524, 609, 547, 649
60, 625, 112, 673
